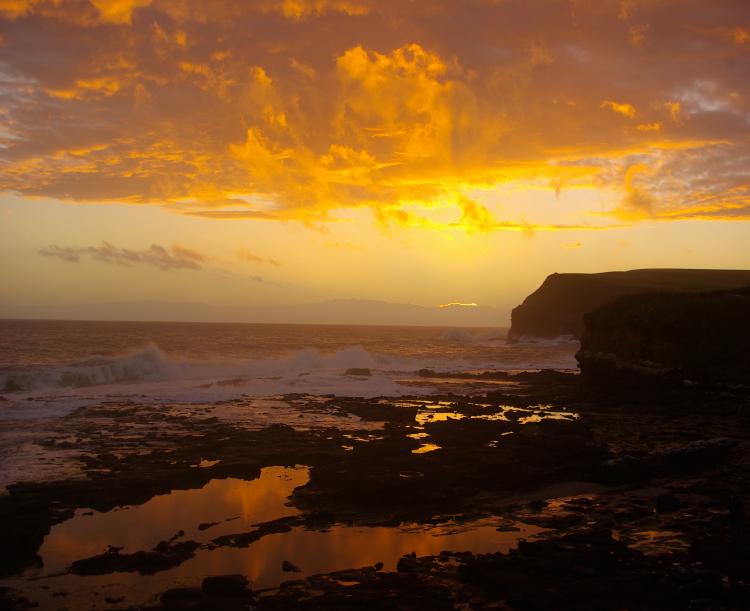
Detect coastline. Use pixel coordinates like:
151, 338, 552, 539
2, 369, 749, 609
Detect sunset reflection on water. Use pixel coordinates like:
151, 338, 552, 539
9, 466, 543, 609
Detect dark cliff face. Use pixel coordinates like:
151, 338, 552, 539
576, 287, 750, 387
508, 269, 750, 341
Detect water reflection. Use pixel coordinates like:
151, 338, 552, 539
412, 443, 442, 454
6, 466, 544, 610
35, 466, 308, 574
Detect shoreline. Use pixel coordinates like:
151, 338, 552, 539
2, 371, 749, 609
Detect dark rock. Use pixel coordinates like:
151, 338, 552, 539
70, 540, 199, 575
577, 286, 750, 388
508, 269, 750, 341
374, 561, 384, 570
396, 552, 419, 573
422, 417, 514, 447
197, 522, 219, 531
0, 587, 34, 610
200, 574, 251, 598
460, 531, 727, 609
160, 587, 203, 606
729, 495, 744, 521
527, 499, 547, 512
211, 515, 301, 548
601, 438, 736, 481
655, 493, 681, 513
281, 560, 301, 572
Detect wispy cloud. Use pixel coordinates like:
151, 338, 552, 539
236, 248, 280, 266
39, 242, 207, 271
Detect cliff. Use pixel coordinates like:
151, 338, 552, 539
576, 287, 750, 388
508, 269, 750, 341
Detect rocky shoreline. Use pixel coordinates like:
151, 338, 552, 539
1, 369, 749, 610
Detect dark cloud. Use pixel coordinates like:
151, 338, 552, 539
39, 241, 207, 270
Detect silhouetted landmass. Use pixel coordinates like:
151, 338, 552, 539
508, 269, 750, 340
0, 299, 508, 328
577, 286, 750, 388
4, 274, 750, 609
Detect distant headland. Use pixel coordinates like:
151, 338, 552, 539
508, 269, 750, 341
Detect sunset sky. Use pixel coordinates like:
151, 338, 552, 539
1, 0, 749, 319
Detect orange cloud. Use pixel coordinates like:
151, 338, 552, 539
0, 0, 748, 232
601, 100, 637, 118
636, 122, 662, 132
90, 0, 152, 23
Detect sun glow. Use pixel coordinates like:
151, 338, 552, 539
1, 0, 749, 315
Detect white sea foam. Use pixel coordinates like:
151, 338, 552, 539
0, 335, 579, 420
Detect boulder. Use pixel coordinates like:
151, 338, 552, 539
200, 574, 251, 598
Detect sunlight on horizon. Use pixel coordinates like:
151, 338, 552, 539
1, 1, 749, 321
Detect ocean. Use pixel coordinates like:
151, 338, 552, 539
0, 319, 582, 607
0, 319, 578, 413
0, 319, 579, 491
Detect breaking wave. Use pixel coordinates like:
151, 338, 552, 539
0, 344, 398, 393
0, 335, 579, 417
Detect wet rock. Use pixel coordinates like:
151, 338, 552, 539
655, 493, 681, 513
201, 574, 251, 598
104, 596, 124, 604
282, 560, 301, 572
601, 437, 736, 481
332, 398, 418, 422
526, 499, 547, 512
423, 418, 515, 447
197, 521, 219, 531
160, 587, 203, 606
396, 552, 419, 573
70, 540, 199, 575
729, 495, 744, 521
0, 587, 35, 610
461, 531, 726, 609
211, 515, 302, 548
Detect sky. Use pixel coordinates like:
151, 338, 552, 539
1, 0, 749, 321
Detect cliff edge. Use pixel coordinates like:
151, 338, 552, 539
508, 269, 750, 341
576, 287, 750, 387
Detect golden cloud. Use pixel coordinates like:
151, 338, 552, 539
601, 100, 637, 118
0, 0, 748, 231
